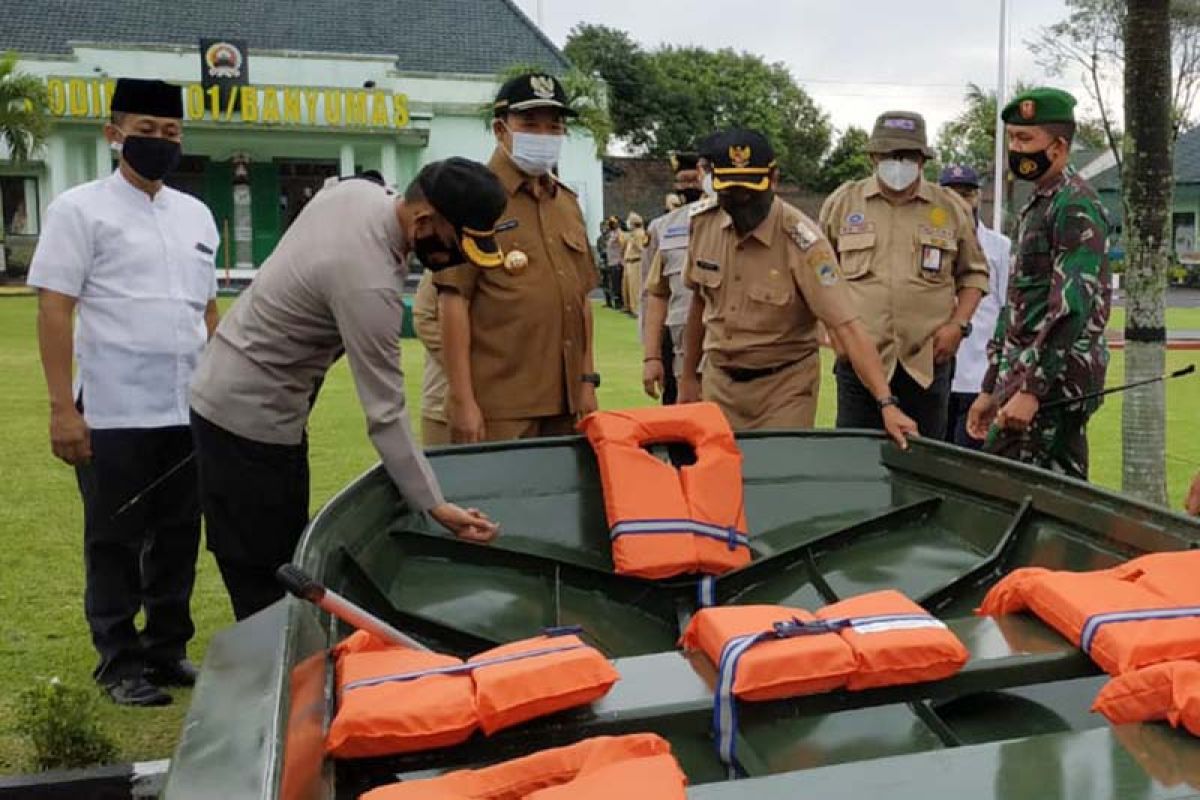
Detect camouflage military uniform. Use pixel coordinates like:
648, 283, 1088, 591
981, 167, 1112, 478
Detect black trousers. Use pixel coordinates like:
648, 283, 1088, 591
75, 426, 199, 683
835, 359, 953, 440
609, 264, 625, 310
190, 410, 310, 621
661, 326, 678, 406
600, 264, 616, 307
945, 391, 985, 450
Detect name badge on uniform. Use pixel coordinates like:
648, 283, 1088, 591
696, 259, 720, 272
921, 245, 942, 274
195, 242, 214, 255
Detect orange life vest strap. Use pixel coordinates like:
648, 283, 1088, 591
1080, 606, 1200, 656
343, 631, 587, 693
610, 519, 750, 551
713, 612, 947, 775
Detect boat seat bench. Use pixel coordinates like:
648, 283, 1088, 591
369, 612, 1099, 774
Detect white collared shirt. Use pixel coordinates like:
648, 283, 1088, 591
28, 169, 219, 429
953, 220, 1012, 394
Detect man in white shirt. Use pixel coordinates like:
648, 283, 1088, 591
938, 165, 1012, 448
29, 78, 219, 706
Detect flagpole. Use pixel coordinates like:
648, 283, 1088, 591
992, 0, 1009, 231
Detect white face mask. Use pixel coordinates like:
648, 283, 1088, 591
702, 172, 716, 198
877, 159, 921, 192
506, 129, 564, 176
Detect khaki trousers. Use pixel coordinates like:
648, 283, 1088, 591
702, 355, 820, 431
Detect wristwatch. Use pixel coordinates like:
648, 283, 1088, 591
958, 320, 973, 337
581, 373, 602, 388
877, 395, 900, 410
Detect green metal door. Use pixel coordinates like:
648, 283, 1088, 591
250, 162, 281, 266
204, 161, 234, 270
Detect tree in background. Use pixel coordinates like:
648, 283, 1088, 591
649, 46, 830, 186
0, 52, 50, 163
561, 25, 652, 147
1121, 0, 1174, 505
815, 126, 872, 193
1029, 0, 1200, 181
562, 25, 832, 187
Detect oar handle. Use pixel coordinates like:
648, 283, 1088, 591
275, 565, 428, 650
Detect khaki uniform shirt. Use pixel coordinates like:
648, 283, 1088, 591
433, 150, 597, 420
412, 270, 447, 423
819, 176, 989, 387
644, 204, 694, 328
685, 196, 857, 370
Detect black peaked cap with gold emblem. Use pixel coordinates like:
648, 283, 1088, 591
709, 129, 776, 192
493, 72, 578, 118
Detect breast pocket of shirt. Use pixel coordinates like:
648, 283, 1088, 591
745, 278, 795, 328
835, 232, 876, 280
184, 246, 217, 309
559, 231, 595, 296
691, 259, 724, 304
915, 230, 957, 286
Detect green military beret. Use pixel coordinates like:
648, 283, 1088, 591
1002, 87, 1077, 126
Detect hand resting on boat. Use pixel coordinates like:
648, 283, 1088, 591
431, 502, 500, 543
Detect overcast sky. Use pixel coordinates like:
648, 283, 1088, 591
512, 0, 1101, 142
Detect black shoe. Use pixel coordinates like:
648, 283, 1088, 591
144, 659, 199, 687
104, 676, 173, 707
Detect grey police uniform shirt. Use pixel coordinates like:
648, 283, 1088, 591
190, 178, 444, 511
648, 203, 694, 328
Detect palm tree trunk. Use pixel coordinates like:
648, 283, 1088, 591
1121, 0, 1173, 505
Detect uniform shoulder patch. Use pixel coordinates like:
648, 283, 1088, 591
689, 196, 719, 217
783, 210, 820, 251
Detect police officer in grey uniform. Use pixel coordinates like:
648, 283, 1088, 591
190, 159, 505, 620
642, 150, 707, 402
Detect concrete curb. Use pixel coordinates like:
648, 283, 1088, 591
0, 758, 167, 799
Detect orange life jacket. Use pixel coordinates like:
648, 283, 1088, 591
978, 551, 1200, 675
328, 629, 619, 759
680, 589, 968, 769
1092, 660, 1200, 736
358, 734, 687, 800
578, 403, 751, 580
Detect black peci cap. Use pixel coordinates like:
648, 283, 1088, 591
416, 158, 508, 268
110, 78, 184, 119
709, 129, 777, 192
493, 72, 578, 118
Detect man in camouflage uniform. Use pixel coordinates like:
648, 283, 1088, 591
967, 87, 1112, 479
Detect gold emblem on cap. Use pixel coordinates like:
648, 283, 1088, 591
530, 75, 556, 100
729, 145, 751, 168
504, 249, 529, 274
1019, 99, 1036, 120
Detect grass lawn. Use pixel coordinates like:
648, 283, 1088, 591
1, 295, 1198, 771
1108, 306, 1200, 332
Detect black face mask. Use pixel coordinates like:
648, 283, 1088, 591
413, 234, 466, 272
678, 187, 703, 204
719, 189, 774, 233
120, 135, 181, 181
1008, 148, 1054, 182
